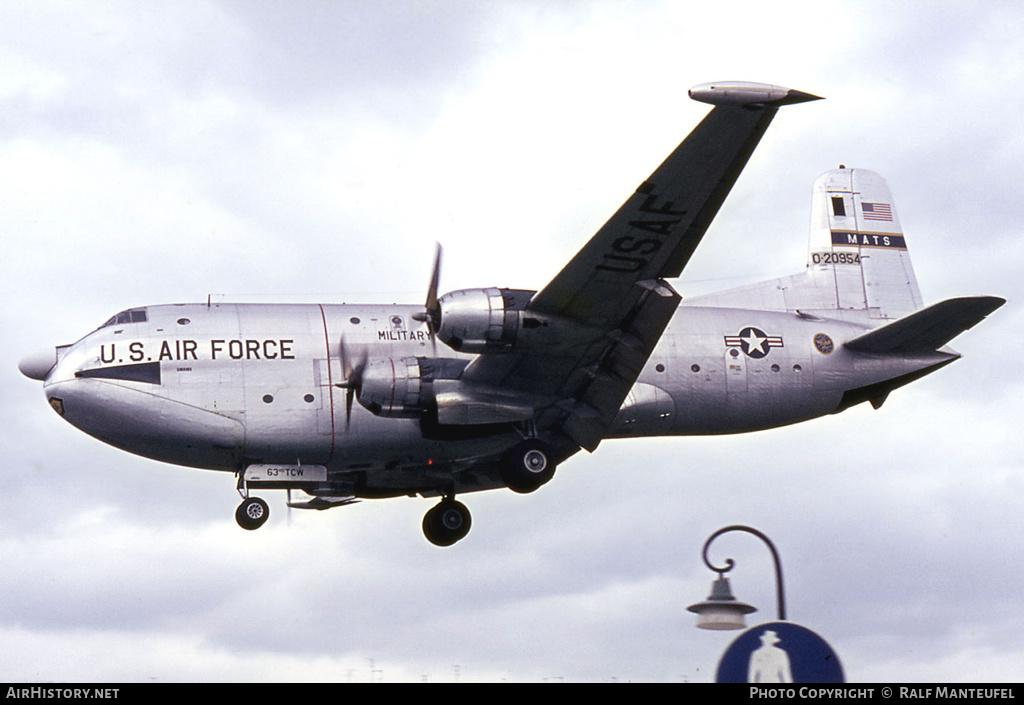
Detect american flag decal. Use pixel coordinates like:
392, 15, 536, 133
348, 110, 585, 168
861, 202, 893, 221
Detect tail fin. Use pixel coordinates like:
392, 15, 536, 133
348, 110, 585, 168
807, 167, 923, 319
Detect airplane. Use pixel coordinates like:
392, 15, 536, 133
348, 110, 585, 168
19, 81, 1004, 546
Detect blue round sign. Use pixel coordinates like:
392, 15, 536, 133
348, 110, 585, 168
716, 622, 844, 683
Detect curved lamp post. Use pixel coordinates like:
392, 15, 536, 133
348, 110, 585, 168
687, 525, 786, 630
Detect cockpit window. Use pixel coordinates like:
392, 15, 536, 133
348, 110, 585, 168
100, 308, 148, 328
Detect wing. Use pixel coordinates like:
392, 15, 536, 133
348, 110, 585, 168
528, 104, 776, 325
463, 84, 821, 451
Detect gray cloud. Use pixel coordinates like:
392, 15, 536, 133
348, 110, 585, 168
2, 0, 1022, 683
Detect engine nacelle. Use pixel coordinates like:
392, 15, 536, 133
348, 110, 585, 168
436, 287, 533, 353
358, 357, 426, 418
355, 355, 536, 425
356, 357, 468, 418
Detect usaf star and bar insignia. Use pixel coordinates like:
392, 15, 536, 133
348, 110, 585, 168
724, 327, 784, 359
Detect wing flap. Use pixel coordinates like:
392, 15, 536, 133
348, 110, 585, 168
558, 280, 682, 450
844, 296, 1005, 354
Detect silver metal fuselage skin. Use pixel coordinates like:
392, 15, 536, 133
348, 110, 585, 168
40, 300, 954, 480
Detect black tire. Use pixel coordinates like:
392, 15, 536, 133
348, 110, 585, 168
422, 499, 472, 547
501, 439, 556, 494
235, 497, 270, 530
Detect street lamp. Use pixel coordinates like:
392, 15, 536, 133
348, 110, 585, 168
687, 525, 787, 630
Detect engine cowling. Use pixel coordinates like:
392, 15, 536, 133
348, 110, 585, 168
435, 288, 534, 353
357, 357, 424, 418
355, 357, 468, 418
353, 355, 536, 425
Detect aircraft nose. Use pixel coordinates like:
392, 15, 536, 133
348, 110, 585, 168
19, 347, 59, 381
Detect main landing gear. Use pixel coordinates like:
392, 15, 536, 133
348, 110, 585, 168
422, 497, 472, 547
500, 439, 556, 494
420, 440, 557, 547
231, 440, 558, 542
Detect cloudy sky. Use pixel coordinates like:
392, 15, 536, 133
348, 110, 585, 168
2, 0, 1023, 683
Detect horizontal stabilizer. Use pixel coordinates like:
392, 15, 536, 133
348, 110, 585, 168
845, 296, 1005, 354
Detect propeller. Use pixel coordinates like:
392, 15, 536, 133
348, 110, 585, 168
336, 245, 441, 428
334, 334, 367, 430
412, 242, 443, 352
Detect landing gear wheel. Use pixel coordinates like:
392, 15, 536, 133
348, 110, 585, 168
501, 439, 556, 494
422, 499, 472, 547
235, 496, 270, 530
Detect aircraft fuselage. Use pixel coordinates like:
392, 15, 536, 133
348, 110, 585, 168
39, 301, 955, 479
21, 82, 1000, 545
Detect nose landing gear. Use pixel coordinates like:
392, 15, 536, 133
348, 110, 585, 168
235, 496, 270, 530
235, 470, 270, 530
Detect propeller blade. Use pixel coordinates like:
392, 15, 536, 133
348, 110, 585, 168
338, 333, 353, 380
424, 242, 442, 332
421, 243, 443, 355
335, 334, 367, 431
413, 243, 443, 333
345, 386, 355, 429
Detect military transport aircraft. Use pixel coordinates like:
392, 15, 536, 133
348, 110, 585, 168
20, 82, 1004, 546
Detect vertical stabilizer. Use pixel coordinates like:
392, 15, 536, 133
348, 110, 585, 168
807, 167, 923, 319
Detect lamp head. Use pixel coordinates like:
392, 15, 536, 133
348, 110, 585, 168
687, 575, 757, 630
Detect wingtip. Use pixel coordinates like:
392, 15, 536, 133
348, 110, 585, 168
688, 81, 824, 107
782, 88, 825, 105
